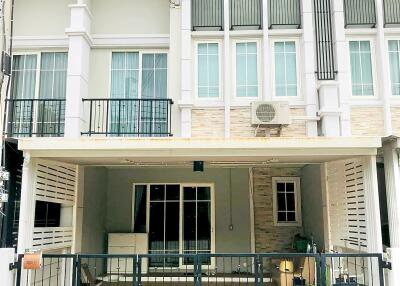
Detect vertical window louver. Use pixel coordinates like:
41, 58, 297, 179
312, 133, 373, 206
314, 0, 336, 80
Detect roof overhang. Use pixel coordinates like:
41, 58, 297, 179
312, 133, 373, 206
17, 137, 382, 166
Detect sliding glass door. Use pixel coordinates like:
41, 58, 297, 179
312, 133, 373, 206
132, 183, 214, 268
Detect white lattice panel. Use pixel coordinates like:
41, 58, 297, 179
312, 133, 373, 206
35, 161, 77, 206
32, 227, 73, 250
327, 159, 367, 251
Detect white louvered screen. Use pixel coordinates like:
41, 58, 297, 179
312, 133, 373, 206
327, 159, 367, 251
35, 161, 77, 206
32, 227, 73, 250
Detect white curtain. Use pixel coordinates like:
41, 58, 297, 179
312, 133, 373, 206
198, 43, 219, 98
236, 42, 258, 97
389, 40, 400, 96
274, 41, 297, 97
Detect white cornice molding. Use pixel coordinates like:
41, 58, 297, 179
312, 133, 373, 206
13, 36, 69, 49
91, 34, 170, 48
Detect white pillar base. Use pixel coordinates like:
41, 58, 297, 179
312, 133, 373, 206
0, 248, 15, 286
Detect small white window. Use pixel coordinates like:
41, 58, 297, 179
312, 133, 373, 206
389, 40, 400, 96
272, 177, 302, 226
235, 42, 259, 98
197, 43, 220, 98
274, 41, 298, 97
349, 41, 374, 96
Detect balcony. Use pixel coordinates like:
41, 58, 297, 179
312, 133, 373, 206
192, 0, 224, 31
344, 0, 376, 28
384, 0, 400, 27
5, 99, 65, 137
269, 0, 301, 29
82, 98, 174, 137
230, 0, 262, 30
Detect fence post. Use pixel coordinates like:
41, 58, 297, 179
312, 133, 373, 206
194, 254, 202, 286
71, 255, 77, 286
316, 254, 327, 286
255, 255, 263, 286
15, 254, 23, 286
76, 255, 81, 286
134, 255, 142, 286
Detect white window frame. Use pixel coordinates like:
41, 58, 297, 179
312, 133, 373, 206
347, 38, 378, 99
270, 38, 302, 101
132, 183, 216, 270
108, 49, 169, 100
194, 40, 223, 102
272, 177, 302, 227
232, 39, 262, 105
387, 38, 400, 98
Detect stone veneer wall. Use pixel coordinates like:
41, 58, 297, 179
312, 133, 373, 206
391, 107, 400, 136
253, 167, 304, 253
351, 107, 385, 136
230, 107, 307, 137
191, 108, 225, 137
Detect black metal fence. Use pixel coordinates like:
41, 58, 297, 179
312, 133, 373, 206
5, 99, 65, 137
230, 0, 262, 30
192, 0, 224, 31
344, 0, 376, 27
384, 0, 400, 26
15, 253, 386, 286
314, 0, 336, 80
82, 98, 174, 137
269, 0, 301, 29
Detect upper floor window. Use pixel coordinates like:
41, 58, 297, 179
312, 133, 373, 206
349, 41, 374, 96
389, 40, 400, 96
197, 43, 220, 98
273, 41, 298, 97
235, 42, 258, 98
272, 177, 302, 226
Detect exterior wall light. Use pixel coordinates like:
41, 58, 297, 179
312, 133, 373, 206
193, 161, 204, 172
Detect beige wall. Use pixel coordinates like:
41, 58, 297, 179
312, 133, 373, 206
91, 0, 170, 34
191, 108, 225, 137
230, 107, 307, 137
351, 107, 385, 136
14, 0, 73, 37
391, 107, 400, 136
253, 167, 304, 253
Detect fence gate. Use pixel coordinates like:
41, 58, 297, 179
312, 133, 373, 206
14, 253, 386, 286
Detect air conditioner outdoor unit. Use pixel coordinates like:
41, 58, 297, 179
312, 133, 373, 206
251, 101, 291, 125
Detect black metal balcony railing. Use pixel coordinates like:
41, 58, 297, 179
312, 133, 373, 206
344, 0, 377, 27
5, 99, 65, 137
192, 0, 224, 31
82, 98, 173, 137
269, 0, 301, 29
15, 253, 387, 286
384, 0, 400, 26
230, 0, 262, 30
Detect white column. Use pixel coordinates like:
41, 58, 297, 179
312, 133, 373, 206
362, 155, 383, 286
375, 0, 393, 136
302, 0, 318, 136
262, 0, 270, 101
332, 0, 351, 136
72, 166, 84, 253
383, 139, 400, 284
223, 0, 230, 138
64, 4, 92, 138
17, 153, 36, 254
179, 0, 193, 138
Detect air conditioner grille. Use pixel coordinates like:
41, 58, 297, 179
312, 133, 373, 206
256, 104, 276, 122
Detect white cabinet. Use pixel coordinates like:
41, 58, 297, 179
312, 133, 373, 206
107, 233, 148, 274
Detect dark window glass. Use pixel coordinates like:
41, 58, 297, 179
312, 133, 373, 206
287, 212, 296, 222
277, 212, 286, 222
277, 193, 286, 211
150, 184, 165, 201
165, 202, 179, 252
197, 187, 211, 200
286, 182, 295, 193
277, 182, 285, 193
183, 201, 196, 251
149, 202, 164, 251
166, 184, 180, 201
133, 185, 147, 233
34, 201, 61, 227
197, 201, 211, 250
183, 187, 196, 201
286, 193, 295, 211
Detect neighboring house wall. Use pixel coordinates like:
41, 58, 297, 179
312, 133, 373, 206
106, 167, 252, 253
91, 0, 170, 35
81, 167, 108, 253
14, 0, 73, 37
253, 167, 303, 253
351, 107, 385, 136
191, 108, 225, 138
300, 164, 325, 250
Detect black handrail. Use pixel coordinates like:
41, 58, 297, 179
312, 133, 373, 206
5, 98, 65, 137
344, 0, 376, 28
82, 98, 174, 137
192, 0, 224, 31
269, 0, 301, 29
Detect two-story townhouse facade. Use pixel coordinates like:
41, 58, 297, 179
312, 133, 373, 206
1, 0, 400, 285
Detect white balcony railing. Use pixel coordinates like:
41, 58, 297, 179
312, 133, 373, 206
32, 227, 73, 250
